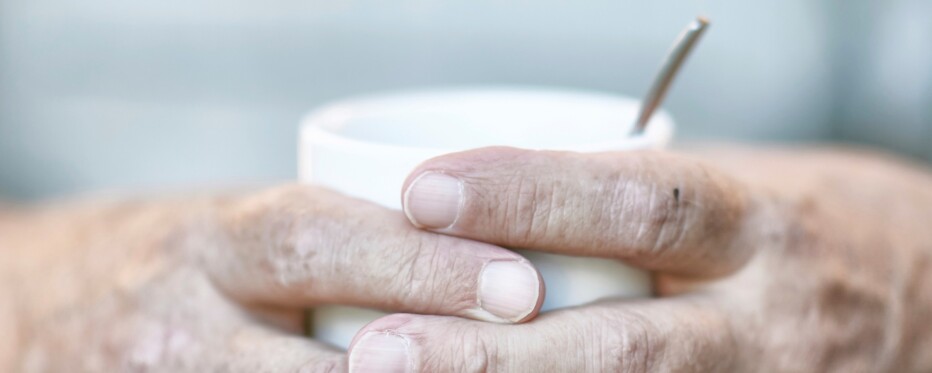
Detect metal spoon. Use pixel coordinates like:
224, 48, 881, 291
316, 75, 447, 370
632, 16, 710, 135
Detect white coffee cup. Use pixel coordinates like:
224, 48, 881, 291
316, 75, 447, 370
299, 87, 674, 349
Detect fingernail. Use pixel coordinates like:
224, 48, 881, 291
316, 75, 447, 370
348, 332, 411, 373
479, 260, 541, 322
403, 172, 463, 229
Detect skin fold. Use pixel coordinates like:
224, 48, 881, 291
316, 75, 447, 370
1, 145, 930, 372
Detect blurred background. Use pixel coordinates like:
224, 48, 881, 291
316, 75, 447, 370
0, 0, 929, 201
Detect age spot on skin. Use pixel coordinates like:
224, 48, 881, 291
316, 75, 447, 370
673, 188, 680, 203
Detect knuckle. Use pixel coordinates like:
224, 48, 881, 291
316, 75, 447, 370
606, 173, 685, 257
389, 233, 473, 313
600, 312, 657, 373
224, 184, 315, 233
236, 184, 340, 223
392, 233, 442, 308
612, 160, 747, 261
506, 177, 559, 244
642, 186, 683, 253
118, 319, 195, 371
419, 323, 496, 373
217, 184, 349, 294
256, 208, 327, 290
238, 184, 319, 219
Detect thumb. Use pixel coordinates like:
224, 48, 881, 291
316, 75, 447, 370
347, 296, 737, 372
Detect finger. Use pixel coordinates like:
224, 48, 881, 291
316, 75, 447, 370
42, 278, 344, 372
198, 324, 346, 373
200, 185, 544, 324
401, 147, 755, 276
347, 296, 738, 373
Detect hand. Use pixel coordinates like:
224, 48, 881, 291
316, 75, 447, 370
346, 146, 932, 372
0, 186, 546, 372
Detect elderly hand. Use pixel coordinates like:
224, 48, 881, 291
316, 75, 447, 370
347, 146, 932, 372
0, 186, 546, 372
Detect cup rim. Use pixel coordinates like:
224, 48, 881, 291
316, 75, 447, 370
300, 86, 675, 154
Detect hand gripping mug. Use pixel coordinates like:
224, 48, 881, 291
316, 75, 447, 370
299, 87, 674, 348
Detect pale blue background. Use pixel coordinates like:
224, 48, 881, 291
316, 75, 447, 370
1, 0, 929, 200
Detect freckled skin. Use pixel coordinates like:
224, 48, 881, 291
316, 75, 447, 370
0, 197, 343, 372
0, 186, 538, 371
2, 145, 932, 372
376, 145, 932, 372
684, 146, 932, 372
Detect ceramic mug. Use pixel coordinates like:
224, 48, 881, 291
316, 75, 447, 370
299, 87, 674, 348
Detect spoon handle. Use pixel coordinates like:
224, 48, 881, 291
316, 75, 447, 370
633, 16, 710, 135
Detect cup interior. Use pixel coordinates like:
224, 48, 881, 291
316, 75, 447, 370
304, 87, 673, 151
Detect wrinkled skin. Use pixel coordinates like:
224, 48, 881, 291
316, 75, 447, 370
1, 145, 931, 372
0, 195, 345, 372
0, 187, 541, 372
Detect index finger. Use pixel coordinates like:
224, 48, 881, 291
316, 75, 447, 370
199, 184, 544, 324
401, 147, 757, 277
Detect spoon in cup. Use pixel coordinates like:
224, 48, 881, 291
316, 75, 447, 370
632, 16, 710, 135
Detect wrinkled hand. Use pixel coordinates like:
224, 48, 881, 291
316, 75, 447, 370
346, 146, 932, 372
0, 186, 545, 372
